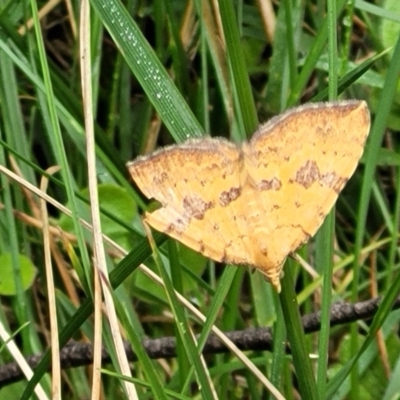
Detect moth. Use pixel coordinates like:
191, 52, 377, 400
128, 101, 370, 291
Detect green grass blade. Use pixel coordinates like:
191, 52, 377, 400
315, 0, 338, 396
218, 0, 258, 136
287, 0, 347, 105
279, 261, 318, 400
91, 0, 204, 142
326, 31, 400, 398
147, 232, 216, 398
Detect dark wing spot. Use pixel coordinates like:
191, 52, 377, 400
219, 187, 241, 207
166, 223, 175, 234
260, 246, 268, 257
321, 172, 348, 193
292, 160, 320, 189
153, 171, 168, 185
259, 177, 282, 190
198, 241, 205, 254
169, 218, 189, 234
183, 195, 214, 220
320, 172, 337, 187
220, 247, 229, 263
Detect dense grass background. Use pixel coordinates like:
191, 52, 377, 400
0, 0, 399, 399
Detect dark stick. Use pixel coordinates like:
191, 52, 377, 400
0, 295, 390, 387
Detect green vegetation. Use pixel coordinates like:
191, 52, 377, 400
0, 0, 399, 399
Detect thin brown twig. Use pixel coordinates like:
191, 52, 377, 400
0, 294, 394, 388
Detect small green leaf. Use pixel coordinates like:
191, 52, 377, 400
59, 184, 137, 248
0, 253, 37, 296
